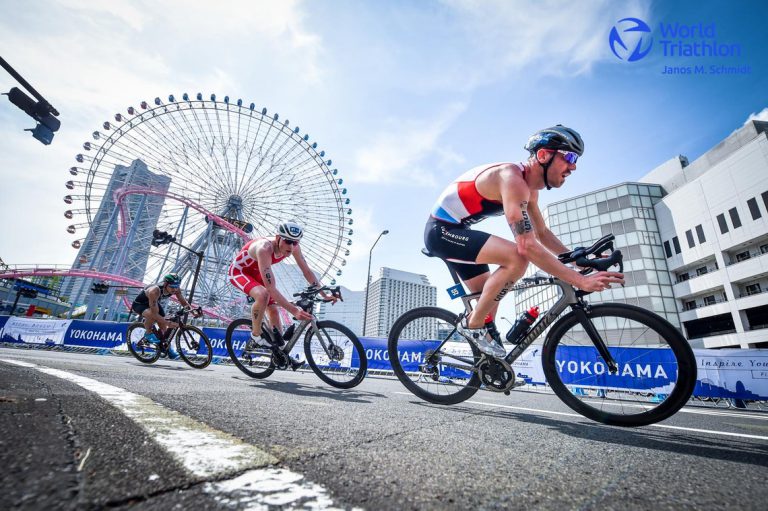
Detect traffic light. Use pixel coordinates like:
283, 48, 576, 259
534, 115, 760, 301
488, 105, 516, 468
152, 229, 176, 247
91, 282, 109, 294
4, 87, 61, 145
19, 288, 38, 299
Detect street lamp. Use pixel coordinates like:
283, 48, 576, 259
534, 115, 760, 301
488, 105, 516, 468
152, 229, 204, 304
362, 229, 389, 336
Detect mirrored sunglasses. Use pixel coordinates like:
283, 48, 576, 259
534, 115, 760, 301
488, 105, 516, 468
281, 237, 299, 246
557, 150, 579, 164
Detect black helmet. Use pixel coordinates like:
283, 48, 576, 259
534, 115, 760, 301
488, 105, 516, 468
524, 125, 584, 156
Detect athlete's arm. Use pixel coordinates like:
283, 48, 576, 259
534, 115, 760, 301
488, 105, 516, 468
254, 242, 313, 319
527, 190, 569, 255
500, 176, 622, 292
293, 245, 338, 304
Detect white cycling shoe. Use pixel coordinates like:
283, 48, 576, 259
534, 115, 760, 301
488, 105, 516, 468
457, 320, 506, 358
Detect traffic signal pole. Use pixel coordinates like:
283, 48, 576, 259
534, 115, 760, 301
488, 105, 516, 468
1, 55, 61, 144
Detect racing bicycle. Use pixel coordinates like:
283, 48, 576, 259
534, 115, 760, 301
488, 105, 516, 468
126, 307, 212, 369
225, 285, 368, 389
388, 234, 697, 427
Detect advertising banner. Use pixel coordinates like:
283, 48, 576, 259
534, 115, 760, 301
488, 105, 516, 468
693, 348, 768, 400
64, 320, 129, 349
0, 316, 71, 345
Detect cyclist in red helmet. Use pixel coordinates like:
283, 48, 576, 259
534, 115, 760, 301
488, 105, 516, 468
424, 125, 624, 358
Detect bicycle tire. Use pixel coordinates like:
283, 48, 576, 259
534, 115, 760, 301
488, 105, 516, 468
225, 318, 275, 379
126, 322, 161, 364
304, 320, 367, 389
175, 325, 213, 369
542, 303, 696, 427
388, 307, 482, 405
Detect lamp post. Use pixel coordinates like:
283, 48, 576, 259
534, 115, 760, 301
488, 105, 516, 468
362, 229, 389, 337
152, 230, 204, 305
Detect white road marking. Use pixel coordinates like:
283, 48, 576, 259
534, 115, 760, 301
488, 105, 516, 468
1, 358, 348, 509
394, 392, 768, 441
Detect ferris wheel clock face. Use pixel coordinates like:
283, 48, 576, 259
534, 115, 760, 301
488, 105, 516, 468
64, 93, 352, 314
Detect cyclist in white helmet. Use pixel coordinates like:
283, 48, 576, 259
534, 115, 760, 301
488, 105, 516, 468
228, 221, 338, 351
424, 125, 624, 358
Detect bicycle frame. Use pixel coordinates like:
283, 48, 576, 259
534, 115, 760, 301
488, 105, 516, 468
434, 276, 618, 373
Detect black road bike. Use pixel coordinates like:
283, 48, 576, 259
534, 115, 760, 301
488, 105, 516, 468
388, 234, 697, 427
126, 307, 212, 369
225, 286, 368, 389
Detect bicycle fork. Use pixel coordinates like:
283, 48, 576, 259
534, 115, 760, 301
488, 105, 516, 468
571, 305, 619, 373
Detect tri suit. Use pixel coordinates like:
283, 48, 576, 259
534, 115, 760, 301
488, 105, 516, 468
228, 238, 288, 305
424, 162, 526, 280
131, 283, 174, 317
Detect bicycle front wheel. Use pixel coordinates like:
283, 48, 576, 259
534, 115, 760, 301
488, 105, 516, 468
126, 322, 161, 364
304, 320, 367, 389
175, 325, 212, 369
225, 319, 275, 379
542, 303, 696, 427
388, 307, 481, 405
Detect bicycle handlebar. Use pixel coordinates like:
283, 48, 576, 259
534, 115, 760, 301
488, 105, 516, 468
557, 234, 624, 273
292, 285, 343, 301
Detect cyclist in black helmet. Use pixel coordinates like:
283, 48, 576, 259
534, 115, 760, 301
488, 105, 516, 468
424, 125, 624, 358
131, 273, 199, 345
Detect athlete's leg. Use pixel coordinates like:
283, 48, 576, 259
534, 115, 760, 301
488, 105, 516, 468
462, 272, 501, 321
466, 236, 528, 329
248, 286, 270, 336
265, 303, 281, 332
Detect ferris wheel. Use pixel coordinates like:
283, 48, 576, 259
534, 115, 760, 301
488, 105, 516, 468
63, 93, 352, 319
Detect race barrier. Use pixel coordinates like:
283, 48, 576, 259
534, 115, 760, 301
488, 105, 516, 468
2, 315, 766, 401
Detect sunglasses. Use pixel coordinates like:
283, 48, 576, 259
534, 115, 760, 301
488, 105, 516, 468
281, 238, 299, 246
556, 150, 579, 164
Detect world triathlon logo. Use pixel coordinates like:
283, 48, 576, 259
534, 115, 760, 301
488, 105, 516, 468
609, 17, 653, 62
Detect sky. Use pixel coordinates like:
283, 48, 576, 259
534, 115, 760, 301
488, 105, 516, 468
1, 0, 767, 319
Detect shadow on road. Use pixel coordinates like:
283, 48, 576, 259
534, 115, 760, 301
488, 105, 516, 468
409, 401, 768, 467
231, 376, 386, 404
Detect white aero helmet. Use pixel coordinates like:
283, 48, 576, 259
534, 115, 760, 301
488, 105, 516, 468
277, 221, 304, 241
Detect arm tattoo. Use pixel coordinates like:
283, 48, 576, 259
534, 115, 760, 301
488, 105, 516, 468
264, 269, 273, 286
511, 201, 533, 237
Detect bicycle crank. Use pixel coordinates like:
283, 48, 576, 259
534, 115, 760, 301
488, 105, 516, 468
477, 356, 518, 393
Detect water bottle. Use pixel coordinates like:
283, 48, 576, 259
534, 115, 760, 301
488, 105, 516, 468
505, 306, 540, 344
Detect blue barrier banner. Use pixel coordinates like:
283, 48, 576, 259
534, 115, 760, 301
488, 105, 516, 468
553, 345, 678, 394
65, 320, 128, 349
3, 315, 767, 400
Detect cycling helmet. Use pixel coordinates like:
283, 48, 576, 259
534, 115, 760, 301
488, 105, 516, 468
524, 125, 584, 190
276, 221, 304, 241
524, 124, 584, 156
163, 273, 181, 286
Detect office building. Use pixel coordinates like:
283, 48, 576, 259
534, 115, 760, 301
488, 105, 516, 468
364, 267, 437, 338
315, 286, 364, 336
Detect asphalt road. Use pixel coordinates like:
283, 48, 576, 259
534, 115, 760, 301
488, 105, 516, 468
1, 347, 766, 510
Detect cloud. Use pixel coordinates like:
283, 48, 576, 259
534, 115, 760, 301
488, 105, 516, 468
744, 107, 768, 124
350, 102, 467, 185
444, 0, 650, 83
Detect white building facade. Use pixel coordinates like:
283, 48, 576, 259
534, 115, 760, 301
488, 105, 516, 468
648, 121, 768, 348
315, 285, 365, 336
364, 267, 436, 338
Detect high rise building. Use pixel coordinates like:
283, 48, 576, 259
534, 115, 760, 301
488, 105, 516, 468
315, 285, 364, 336
61, 159, 170, 308
364, 267, 436, 338
646, 121, 768, 348
515, 120, 768, 349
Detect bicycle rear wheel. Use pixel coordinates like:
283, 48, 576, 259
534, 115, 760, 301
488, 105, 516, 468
225, 319, 275, 379
388, 307, 481, 405
126, 322, 161, 364
304, 320, 367, 389
542, 303, 696, 427
175, 325, 212, 369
